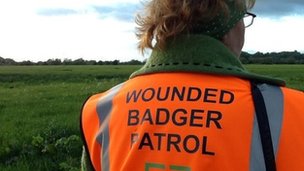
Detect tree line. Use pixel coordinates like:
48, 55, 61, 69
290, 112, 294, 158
240, 51, 304, 64
1, 51, 304, 65
0, 58, 144, 66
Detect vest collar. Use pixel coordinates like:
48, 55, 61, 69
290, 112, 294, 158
131, 34, 285, 86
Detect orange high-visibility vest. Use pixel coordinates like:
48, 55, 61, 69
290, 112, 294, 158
81, 72, 304, 171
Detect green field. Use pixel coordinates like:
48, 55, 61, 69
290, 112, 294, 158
245, 64, 304, 90
0, 64, 303, 170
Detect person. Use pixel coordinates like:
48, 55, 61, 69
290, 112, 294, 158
80, 0, 304, 170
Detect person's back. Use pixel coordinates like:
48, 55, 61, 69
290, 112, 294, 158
80, 0, 304, 170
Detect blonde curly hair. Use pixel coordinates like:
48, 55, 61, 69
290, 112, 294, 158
136, 0, 255, 54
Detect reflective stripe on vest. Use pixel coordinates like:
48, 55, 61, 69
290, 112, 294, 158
250, 84, 284, 171
96, 83, 125, 171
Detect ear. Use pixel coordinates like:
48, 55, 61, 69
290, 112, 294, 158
221, 33, 230, 49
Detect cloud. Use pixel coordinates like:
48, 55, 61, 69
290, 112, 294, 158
244, 16, 304, 53
92, 3, 140, 21
35, 2, 140, 21
253, 0, 304, 17
37, 8, 79, 16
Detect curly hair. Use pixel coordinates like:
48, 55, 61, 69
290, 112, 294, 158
135, 0, 255, 54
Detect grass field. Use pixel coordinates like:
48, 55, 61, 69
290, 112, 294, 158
245, 64, 304, 90
0, 65, 141, 171
0, 64, 303, 170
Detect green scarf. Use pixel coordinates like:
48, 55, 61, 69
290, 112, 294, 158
190, 0, 246, 39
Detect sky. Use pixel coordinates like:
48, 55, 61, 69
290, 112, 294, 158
0, 0, 303, 62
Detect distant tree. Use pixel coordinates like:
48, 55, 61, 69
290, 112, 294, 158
0, 57, 5, 65
240, 52, 251, 64
112, 60, 120, 65
86, 60, 97, 65
252, 51, 264, 58
122, 59, 144, 65
20, 60, 34, 65
103, 61, 112, 65
97, 60, 104, 65
6, 58, 17, 65
46, 58, 62, 65
72, 58, 86, 65
240, 51, 251, 58
0, 57, 17, 65
63, 58, 73, 65
37, 61, 46, 65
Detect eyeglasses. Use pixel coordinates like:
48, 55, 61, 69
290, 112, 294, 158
244, 12, 256, 28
